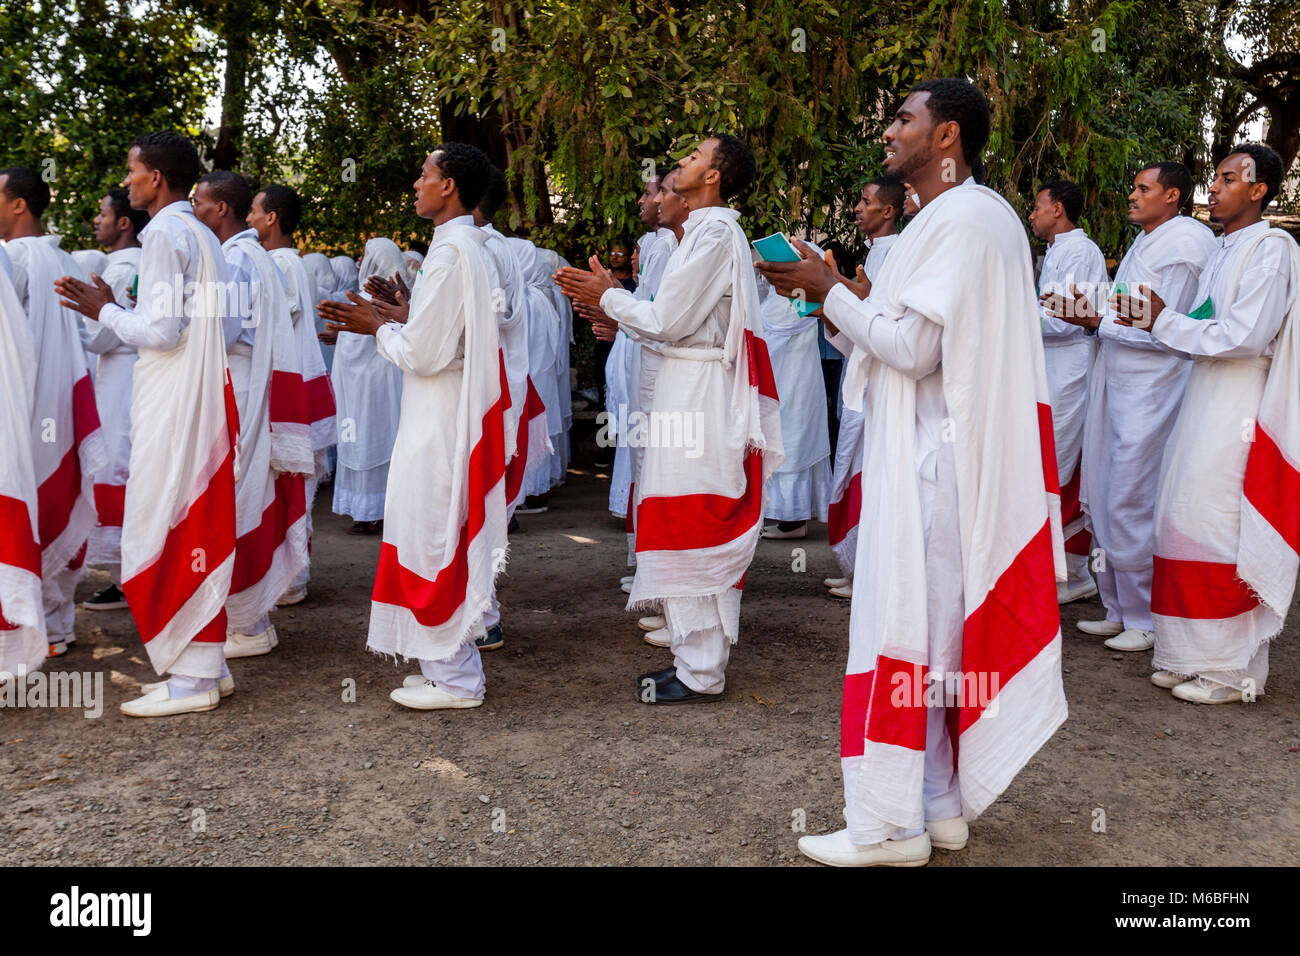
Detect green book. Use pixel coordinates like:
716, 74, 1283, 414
753, 232, 822, 317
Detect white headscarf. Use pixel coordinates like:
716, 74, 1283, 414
360, 239, 408, 295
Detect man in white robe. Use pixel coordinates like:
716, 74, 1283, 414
249, 184, 338, 605
55, 131, 242, 716
0, 167, 106, 657
193, 170, 312, 661
508, 237, 562, 513
81, 188, 147, 611
1112, 144, 1298, 704
1029, 179, 1108, 604
1044, 163, 1217, 652
760, 80, 1066, 867
0, 249, 46, 679
324, 143, 506, 711
303, 252, 338, 375
824, 177, 904, 599
557, 134, 785, 704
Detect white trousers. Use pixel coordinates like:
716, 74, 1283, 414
1096, 565, 1154, 631
43, 562, 82, 641
418, 642, 485, 700
664, 589, 741, 694
1065, 551, 1092, 589
290, 475, 319, 590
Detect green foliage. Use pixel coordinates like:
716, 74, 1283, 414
0, 0, 217, 243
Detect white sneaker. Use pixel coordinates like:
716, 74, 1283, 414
1150, 670, 1185, 689
1171, 677, 1246, 705
760, 523, 807, 540
643, 627, 671, 648
390, 681, 483, 710
1104, 628, 1154, 652
121, 685, 220, 718
797, 829, 931, 867
1076, 619, 1124, 637
828, 584, 852, 599
621, 581, 633, 594
277, 586, 307, 607
1057, 579, 1098, 604
823, 577, 850, 589
620, 575, 635, 587
926, 816, 969, 851
224, 626, 276, 658
141, 676, 234, 698
638, 615, 665, 632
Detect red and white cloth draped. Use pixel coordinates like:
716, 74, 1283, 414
120, 209, 239, 677
17, 238, 107, 581
826, 407, 863, 578
839, 183, 1068, 827
0, 264, 46, 674
367, 220, 509, 662
1153, 228, 1300, 674
270, 247, 337, 474
612, 206, 785, 612
224, 234, 311, 631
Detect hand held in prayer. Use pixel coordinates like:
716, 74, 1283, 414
53, 273, 115, 321
553, 260, 619, 307
842, 264, 872, 300
1040, 284, 1099, 330
1111, 284, 1164, 331
318, 327, 339, 345
319, 290, 385, 337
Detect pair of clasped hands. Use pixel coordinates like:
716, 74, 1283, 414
318, 273, 410, 343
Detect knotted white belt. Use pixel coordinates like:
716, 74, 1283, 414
661, 345, 727, 365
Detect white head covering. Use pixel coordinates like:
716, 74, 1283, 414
360, 239, 408, 294
302, 253, 336, 303
401, 249, 424, 286
72, 248, 109, 276
330, 255, 358, 295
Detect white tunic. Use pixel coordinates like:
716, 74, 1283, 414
1080, 216, 1217, 572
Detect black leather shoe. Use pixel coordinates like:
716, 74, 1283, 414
476, 624, 503, 652
637, 666, 676, 685
636, 668, 722, 705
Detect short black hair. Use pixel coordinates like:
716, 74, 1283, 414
430, 142, 492, 211
1040, 179, 1084, 223
258, 184, 302, 235
0, 166, 50, 218
1138, 161, 1194, 212
107, 187, 149, 234
1226, 142, 1283, 208
129, 131, 202, 193
197, 170, 253, 220
478, 166, 509, 218
868, 176, 906, 219
908, 78, 991, 170
708, 133, 756, 200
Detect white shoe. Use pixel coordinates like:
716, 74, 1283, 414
620, 575, 635, 587
926, 816, 969, 851
390, 681, 483, 710
823, 577, 850, 589
638, 615, 665, 632
797, 829, 931, 867
621, 581, 633, 594
141, 676, 234, 699
277, 586, 307, 607
1171, 677, 1246, 705
1076, 619, 1124, 637
829, 584, 852, 599
223, 626, 276, 658
1104, 628, 1154, 652
121, 685, 220, 718
1057, 579, 1098, 604
1150, 670, 1185, 690
643, 627, 671, 648
760, 523, 807, 540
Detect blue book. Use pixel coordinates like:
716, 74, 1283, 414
753, 232, 822, 316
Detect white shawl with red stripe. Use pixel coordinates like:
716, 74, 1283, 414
224, 233, 310, 629
368, 219, 508, 662
840, 183, 1067, 826
0, 264, 45, 674
270, 247, 337, 474
120, 209, 238, 677
11, 237, 107, 579
601, 206, 784, 615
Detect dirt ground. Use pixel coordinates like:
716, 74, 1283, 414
2, 458, 1297, 867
